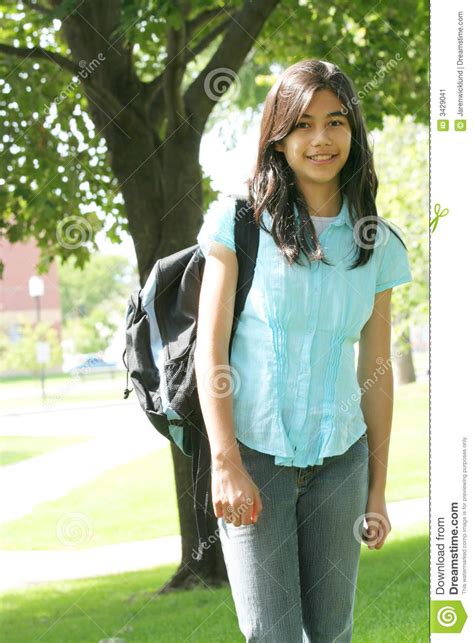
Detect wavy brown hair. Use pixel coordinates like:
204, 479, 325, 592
244, 58, 406, 269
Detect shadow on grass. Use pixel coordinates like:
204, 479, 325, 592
0, 532, 428, 642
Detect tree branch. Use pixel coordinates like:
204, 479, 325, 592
185, 7, 229, 37
0, 42, 144, 135
163, 20, 187, 130
0, 43, 77, 74
184, 0, 280, 135
145, 13, 234, 123
185, 16, 233, 66
21, 0, 52, 15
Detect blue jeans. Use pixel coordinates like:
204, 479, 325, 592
218, 433, 370, 642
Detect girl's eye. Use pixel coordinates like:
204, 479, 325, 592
295, 120, 344, 129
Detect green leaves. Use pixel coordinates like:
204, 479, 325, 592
0, 0, 428, 276
374, 114, 428, 330
56, 252, 135, 354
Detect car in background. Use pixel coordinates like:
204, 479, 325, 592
67, 356, 118, 376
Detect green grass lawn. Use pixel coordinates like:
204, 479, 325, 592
0, 523, 429, 642
386, 381, 428, 501
0, 436, 92, 466
0, 381, 428, 551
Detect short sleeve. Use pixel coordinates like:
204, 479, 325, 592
375, 225, 413, 293
196, 195, 236, 257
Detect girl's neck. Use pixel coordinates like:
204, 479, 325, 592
296, 182, 342, 217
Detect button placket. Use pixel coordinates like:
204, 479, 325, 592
287, 262, 320, 463
294, 261, 324, 465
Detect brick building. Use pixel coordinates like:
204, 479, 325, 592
0, 239, 62, 345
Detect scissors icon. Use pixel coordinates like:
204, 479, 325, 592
430, 203, 449, 233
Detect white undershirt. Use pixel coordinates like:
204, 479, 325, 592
310, 215, 338, 236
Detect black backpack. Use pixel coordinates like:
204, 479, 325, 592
123, 197, 260, 560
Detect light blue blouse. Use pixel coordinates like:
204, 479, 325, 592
197, 192, 413, 467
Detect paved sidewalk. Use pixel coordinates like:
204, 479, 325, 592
0, 399, 138, 434
0, 536, 182, 592
0, 497, 428, 592
0, 402, 167, 523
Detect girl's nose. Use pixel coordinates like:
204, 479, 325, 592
310, 126, 332, 146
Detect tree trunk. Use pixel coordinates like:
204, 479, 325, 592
394, 328, 416, 384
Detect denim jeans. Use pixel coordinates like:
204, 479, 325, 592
218, 432, 370, 642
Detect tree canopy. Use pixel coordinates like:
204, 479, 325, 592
0, 0, 428, 279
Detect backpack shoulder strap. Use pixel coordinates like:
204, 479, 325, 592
230, 198, 259, 356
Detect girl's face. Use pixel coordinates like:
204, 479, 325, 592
274, 89, 352, 193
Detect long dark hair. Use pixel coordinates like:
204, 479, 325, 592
244, 58, 406, 269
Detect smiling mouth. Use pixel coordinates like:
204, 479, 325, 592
306, 154, 337, 161
306, 154, 338, 164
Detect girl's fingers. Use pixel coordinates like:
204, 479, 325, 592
378, 522, 391, 548
367, 520, 390, 549
365, 520, 379, 548
252, 492, 262, 523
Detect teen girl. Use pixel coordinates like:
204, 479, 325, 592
195, 59, 412, 642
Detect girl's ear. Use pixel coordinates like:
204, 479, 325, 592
274, 141, 284, 153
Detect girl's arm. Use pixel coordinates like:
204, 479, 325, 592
195, 242, 264, 526
195, 242, 242, 466
357, 288, 394, 493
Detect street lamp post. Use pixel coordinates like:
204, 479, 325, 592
28, 276, 47, 403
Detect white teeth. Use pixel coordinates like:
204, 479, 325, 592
308, 154, 334, 160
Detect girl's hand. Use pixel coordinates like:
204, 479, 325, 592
211, 457, 263, 527
362, 488, 391, 550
